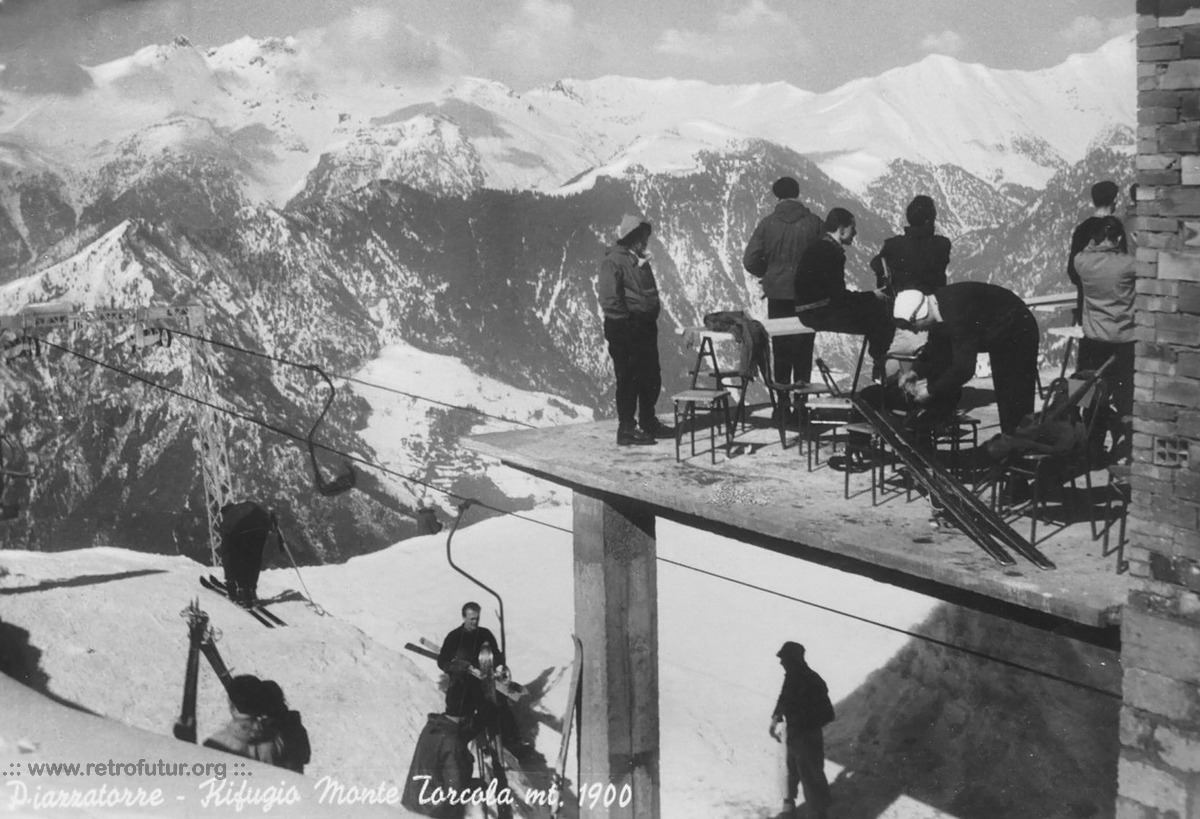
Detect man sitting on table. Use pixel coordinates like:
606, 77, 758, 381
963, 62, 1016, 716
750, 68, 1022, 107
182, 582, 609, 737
893, 283, 1039, 436
794, 208, 895, 382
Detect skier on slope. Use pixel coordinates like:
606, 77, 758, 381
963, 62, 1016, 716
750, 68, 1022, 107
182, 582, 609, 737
218, 501, 279, 607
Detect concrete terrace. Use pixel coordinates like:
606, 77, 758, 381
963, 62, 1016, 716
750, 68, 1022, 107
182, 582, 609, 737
466, 383, 1128, 633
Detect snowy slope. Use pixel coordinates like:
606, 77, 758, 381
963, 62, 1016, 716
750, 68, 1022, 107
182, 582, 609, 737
0, 497, 1122, 818
1, 506, 944, 818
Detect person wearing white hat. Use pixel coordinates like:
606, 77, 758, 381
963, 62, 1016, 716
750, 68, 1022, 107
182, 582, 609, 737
598, 214, 673, 446
893, 282, 1039, 435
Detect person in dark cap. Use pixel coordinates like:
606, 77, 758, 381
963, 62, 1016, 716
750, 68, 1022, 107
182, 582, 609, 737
770, 642, 834, 819
743, 176, 823, 421
1067, 180, 1123, 324
203, 675, 304, 771
869, 194, 950, 296
869, 194, 953, 380
598, 213, 673, 446
401, 697, 475, 818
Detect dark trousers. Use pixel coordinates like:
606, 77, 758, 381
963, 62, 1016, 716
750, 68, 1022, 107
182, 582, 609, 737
768, 298, 814, 386
219, 503, 271, 601
786, 727, 831, 816
604, 316, 662, 430
446, 675, 520, 747
799, 292, 895, 365
1078, 337, 1134, 460
989, 310, 1040, 436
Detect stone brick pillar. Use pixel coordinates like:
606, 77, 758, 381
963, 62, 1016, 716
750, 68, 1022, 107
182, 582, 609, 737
1121, 3, 1200, 816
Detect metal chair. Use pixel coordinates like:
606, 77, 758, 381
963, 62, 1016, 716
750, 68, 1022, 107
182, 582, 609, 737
671, 389, 733, 464
990, 373, 1108, 545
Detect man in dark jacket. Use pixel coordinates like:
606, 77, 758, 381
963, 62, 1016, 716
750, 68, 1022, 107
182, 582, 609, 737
743, 176, 823, 415
894, 282, 1040, 435
218, 502, 278, 607
869, 194, 950, 296
795, 208, 895, 381
437, 602, 526, 756
770, 642, 833, 819
599, 213, 672, 446
438, 602, 503, 727
1067, 180, 1121, 324
401, 701, 474, 818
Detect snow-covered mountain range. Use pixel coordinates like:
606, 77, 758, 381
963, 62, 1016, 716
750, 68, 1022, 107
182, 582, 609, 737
0, 32, 1136, 560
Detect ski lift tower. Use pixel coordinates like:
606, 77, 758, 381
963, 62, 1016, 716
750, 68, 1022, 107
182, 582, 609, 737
0, 303, 234, 565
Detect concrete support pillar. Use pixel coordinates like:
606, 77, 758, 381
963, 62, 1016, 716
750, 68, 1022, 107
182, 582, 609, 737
573, 490, 660, 819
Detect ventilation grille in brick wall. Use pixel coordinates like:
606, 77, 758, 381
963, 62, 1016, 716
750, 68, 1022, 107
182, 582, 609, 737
1154, 436, 1189, 469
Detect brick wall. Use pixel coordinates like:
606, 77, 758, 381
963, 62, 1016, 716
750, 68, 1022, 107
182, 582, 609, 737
1121, 2, 1200, 817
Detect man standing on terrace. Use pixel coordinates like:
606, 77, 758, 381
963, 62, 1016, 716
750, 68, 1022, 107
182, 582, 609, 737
743, 176, 823, 421
599, 214, 674, 446
1066, 180, 1121, 324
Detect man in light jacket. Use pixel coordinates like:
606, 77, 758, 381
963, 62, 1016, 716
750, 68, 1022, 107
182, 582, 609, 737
598, 214, 672, 446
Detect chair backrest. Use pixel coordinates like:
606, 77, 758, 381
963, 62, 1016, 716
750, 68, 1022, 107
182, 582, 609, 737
1067, 375, 1109, 439
815, 359, 844, 396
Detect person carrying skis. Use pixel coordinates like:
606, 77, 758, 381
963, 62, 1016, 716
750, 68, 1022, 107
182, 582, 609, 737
770, 641, 834, 819
437, 602, 529, 757
743, 176, 823, 419
203, 675, 307, 772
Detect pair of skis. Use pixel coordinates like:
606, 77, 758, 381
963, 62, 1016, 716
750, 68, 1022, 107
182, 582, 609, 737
848, 396, 1056, 569
199, 574, 288, 627
174, 600, 237, 743
405, 637, 526, 702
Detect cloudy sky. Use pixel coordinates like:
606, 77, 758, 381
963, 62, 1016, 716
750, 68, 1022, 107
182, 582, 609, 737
0, 0, 1134, 92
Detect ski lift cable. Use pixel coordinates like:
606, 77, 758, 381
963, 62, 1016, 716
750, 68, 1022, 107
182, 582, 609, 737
656, 556, 1122, 701
33, 339, 1113, 697
166, 327, 538, 429
444, 500, 507, 657
35, 337, 571, 534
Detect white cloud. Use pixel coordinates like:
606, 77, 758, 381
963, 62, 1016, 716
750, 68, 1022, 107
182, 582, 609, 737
919, 29, 966, 57
489, 0, 585, 80
653, 0, 808, 64
1062, 14, 1135, 51
297, 7, 452, 81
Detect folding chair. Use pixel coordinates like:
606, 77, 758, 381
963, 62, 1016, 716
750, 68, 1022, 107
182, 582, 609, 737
990, 372, 1108, 545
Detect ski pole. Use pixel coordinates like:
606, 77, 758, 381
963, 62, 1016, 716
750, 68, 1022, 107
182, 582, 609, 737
277, 526, 326, 616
